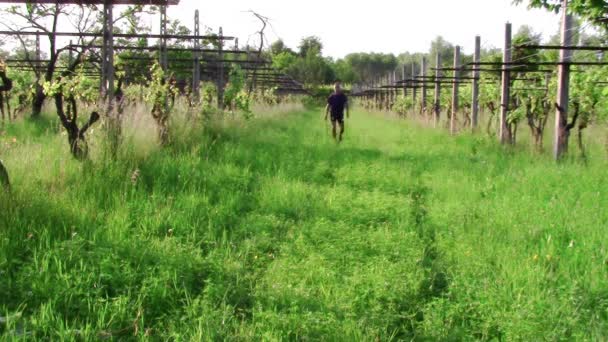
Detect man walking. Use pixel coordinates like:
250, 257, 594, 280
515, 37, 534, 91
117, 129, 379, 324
325, 81, 349, 142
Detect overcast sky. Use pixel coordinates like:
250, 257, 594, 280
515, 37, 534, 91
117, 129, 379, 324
0, 0, 563, 58
163, 0, 562, 58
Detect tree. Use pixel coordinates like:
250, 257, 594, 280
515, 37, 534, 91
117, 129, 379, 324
298, 36, 323, 57
287, 50, 335, 85
42, 69, 101, 159
513, 0, 608, 31
147, 62, 178, 145
344, 52, 398, 82
569, 66, 608, 160
429, 36, 454, 68
269, 39, 295, 56
332, 59, 358, 84
272, 51, 297, 71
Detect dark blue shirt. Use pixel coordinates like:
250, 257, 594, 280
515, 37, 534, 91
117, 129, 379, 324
327, 92, 348, 116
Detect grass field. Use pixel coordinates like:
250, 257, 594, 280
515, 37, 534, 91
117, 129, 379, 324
1, 107, 608, 340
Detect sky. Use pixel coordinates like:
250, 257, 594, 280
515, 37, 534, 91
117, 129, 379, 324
0, 0, 563, 59
163, 0, 562, 58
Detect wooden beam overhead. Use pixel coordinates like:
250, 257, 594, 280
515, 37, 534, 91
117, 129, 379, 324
0, 0, 179, 5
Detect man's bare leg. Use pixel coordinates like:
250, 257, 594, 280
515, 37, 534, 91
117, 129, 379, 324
338, 122, 345, 142
331, 120, 337, 141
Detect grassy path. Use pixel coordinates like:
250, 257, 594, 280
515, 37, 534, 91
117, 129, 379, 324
1, 109, 608, 340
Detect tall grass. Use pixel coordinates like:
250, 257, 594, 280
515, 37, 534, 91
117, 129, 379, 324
1, 104, 607, 340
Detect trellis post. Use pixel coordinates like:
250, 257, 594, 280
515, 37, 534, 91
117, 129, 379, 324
471, 35, 481, 130
192, 10, 201, 101
451, 45, 460, 135
159, 5, 168, 70
433, 52, 441, 127
412, 63, 417, 109
554, 0, 573, 159
421, 56, 427, 117
500, 23, 512, 144
217, 27, 224, 110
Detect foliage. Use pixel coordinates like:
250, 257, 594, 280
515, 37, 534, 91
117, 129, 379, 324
223, 65, 252, 117
343, 52, 398, 81
41, 70, 98, 105
123, 84, 147, 103
252, 87, 279, 106
331, 59, 358, 84
284, 50, 336, 85
272, 52, 297, 72
479, 82, 500, 113
514, 0, 608, 31
145, 63, 178, 145
392, 95, 414, 115
269, 39, 295, 56
301, 85, 333, 109
298, 36, 323, 57
201, 82, 217, 112
6, 68, 36, 116
570, 66, 608, 124
428, 36, 455, 68
39, 68, 101, 159
269, 37, 399, 86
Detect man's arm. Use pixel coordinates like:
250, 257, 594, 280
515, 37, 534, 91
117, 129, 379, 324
324, 103, 330, 120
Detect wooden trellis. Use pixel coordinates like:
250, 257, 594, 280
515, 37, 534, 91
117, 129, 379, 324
352, 0, 608, 159
0, 0, 308, 103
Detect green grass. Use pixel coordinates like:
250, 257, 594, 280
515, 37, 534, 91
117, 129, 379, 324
1, 108, 608, 340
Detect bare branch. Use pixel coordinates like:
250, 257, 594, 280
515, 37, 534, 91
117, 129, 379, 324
247, 11, 270, 94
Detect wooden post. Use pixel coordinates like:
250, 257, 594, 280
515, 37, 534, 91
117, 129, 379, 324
378, 77, 382, 111
192, 10, 201, 100
451, 45, 460, 135
389, 73, 394, 110
68, 40, 73, 66
217, 27, 224, 110
500, 23, 512, 144
385, 74, 390, 111
387, 72, 391, 110
393, 69, 399, 107
159, 5, 168, 71
412, 63, 417, 109
102, 0, 117, 153
391, 70, 396, 111
101, 1, 114, 100
402, 64, 407, 97
434, 52, 441, 127
374, 77, 378, 110
380, 76, 384, 111
471, 35, 481, 130
377, 77, 381, 111
35, 32, 40, 61
554, 0, 573, 159
421, 56, 427, 117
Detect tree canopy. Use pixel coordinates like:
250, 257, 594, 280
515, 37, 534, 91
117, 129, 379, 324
513, 0, 608, 30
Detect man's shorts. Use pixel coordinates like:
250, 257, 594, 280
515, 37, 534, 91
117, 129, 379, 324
330, 112, 344, 124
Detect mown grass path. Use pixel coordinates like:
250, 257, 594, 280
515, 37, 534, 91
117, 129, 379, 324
1, 109, 608, 340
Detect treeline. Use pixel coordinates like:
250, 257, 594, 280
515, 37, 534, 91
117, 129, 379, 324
268, 35, 487, 86
270, 19, 606, 87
